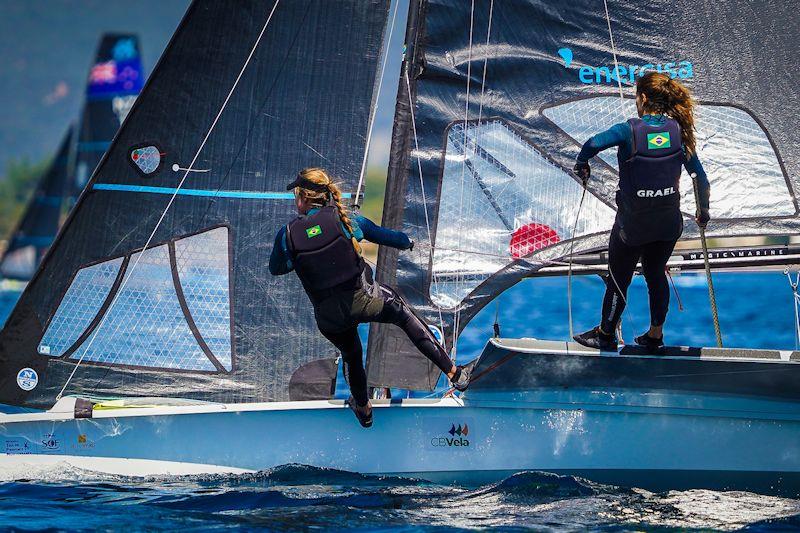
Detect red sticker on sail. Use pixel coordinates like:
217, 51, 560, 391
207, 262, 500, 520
509, 223, 560, 259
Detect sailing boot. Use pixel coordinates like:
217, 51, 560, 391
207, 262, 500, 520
451, 365, 472, 392
635, 332, 664, 350
347, 396, 373, 428
574, 326, 618, 352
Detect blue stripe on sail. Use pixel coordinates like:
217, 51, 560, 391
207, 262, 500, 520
92, 183, 353, 199
78, 141, 112, 152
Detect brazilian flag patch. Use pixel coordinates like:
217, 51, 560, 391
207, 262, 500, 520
647, 132, 671, 149
306, 224, 322, 238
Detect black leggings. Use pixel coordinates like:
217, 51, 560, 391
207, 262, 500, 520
601, 231, 677, 334
320, 284, 452, 406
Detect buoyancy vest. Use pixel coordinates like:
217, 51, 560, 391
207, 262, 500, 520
286, 205, 366, 295
615, 117, 685, 245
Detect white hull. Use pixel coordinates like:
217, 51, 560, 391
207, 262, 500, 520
2, 391, 800, 495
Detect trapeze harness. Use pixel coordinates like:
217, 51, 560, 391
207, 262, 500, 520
285, 205, 366, 301
601, 117, 685, 332
284, 205, 452, 406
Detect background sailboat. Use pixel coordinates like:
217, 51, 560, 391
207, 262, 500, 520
0, 34, 144, 284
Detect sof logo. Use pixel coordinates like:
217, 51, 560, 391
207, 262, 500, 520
431, 423, 470, 448
557, 47, 694, 85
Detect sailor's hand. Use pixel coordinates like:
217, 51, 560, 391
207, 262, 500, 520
696, 208, 710, 228
573, 161, 590, 185
407, 239, 415, 251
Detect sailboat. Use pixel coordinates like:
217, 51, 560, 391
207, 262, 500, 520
1, 0, 799, 497
0, 34, 144, 284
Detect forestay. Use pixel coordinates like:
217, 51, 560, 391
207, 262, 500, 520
0, 0, 390, 409
367, 0, 800, 390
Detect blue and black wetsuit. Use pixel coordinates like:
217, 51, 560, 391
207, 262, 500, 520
270, 205, 452, 406
577, 114, 711, 332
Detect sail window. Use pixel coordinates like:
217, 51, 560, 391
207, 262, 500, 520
430, 119, 615, 308
174, 227, 233, 371
70, 244, 215, 371
38, 257, 124, 357
542, 97, 796, 219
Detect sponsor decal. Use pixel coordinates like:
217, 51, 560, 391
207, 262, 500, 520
72, 434, 95, 451
306, 225, 323, 238
37, 344, 51, 355
16, 368, 38, 391
129, 145, 163, 176
684, 247, 788, 261
427, 420, 474, 450
4, 439, 32, 455
647, 132, 671, 150
40, 433, 61, 453
557, 47, 694, 85
112, 38, 138, 62
636, 186, 676, 198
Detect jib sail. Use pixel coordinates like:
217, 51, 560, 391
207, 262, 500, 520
367, 0, 800, 390
0, 128, 74, 281
0, 0, 389, 408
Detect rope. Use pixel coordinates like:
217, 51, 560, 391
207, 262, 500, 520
353, 0, 401, 207
56, 0, 282, 401
403, 68, 446, 336
567, 187, 587, 340
451, 0, 477, 359
785, 269, 800, 350
602, 0, 625, 103
691, 172, 723, 347
666, 268, 685, 311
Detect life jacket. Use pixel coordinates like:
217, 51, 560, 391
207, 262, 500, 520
286, 205, 365, 296
615, 117, 684, 245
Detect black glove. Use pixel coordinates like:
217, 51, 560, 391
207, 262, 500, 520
573, 161, 590, 185
696, 208, 710, 229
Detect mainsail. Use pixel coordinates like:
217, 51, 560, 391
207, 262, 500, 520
368, 0, 800, 390
0, 0, 390, 408
0, 128, 74, 281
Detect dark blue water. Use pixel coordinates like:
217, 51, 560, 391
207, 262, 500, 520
2, 273, 799, 530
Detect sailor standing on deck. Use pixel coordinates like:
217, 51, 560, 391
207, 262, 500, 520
572, 72, 711, 351
270, 168, 470, 428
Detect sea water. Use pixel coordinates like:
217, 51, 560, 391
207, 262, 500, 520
1, 272, 799, 530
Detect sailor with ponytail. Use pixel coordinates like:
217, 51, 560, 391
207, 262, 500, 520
270, 168, 469, 428
572, 72, 711, 351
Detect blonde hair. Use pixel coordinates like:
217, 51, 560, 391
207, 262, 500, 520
636, 72, 697, 157
294, 167, 361, 253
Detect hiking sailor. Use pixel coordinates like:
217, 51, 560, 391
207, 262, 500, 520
572, 72, 711, 351
270, 168, 471, 428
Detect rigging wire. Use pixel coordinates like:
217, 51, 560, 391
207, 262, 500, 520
785, 269, 800, 350
451, 0, 477, 360
56, 0, 283, 401
403, 68, 446, 336
354, 0, 402, 207
566, 187, 588, 340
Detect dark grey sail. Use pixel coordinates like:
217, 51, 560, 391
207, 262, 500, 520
367, 0, 800, 390
73, 33, 145, 199
0, 128, 74, 281
0, 0, 390, 408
